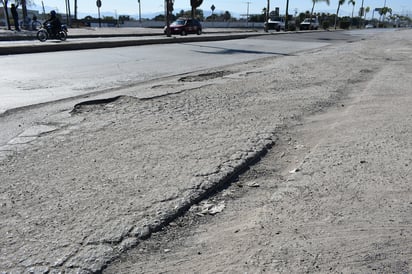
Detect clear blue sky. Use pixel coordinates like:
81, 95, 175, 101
32, 0, 412, 18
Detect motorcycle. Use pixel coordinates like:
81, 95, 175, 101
36, 23, 68, 42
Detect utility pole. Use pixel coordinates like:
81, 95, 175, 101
245, 1, 251, 27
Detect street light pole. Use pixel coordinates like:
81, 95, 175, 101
96, 0, 102, 27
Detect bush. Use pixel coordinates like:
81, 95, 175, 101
322, 21, 330, 29
339, 21, 351, 29
288, 23, 296, 31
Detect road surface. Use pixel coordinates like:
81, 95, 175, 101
1, 31, 355, 114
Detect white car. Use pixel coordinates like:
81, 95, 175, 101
300, 18, 320, 30
266, 18, 285, 31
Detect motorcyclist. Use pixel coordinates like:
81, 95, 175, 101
44, 10, 61, 36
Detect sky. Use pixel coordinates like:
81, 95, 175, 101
30, 0, 412, 19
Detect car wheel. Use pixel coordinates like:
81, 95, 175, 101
181, 30, 187, 36
197, 29, 202, 35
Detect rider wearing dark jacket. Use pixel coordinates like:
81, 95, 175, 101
44, 10, 61, 35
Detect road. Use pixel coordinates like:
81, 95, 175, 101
2, 29, 408, 273
1, 31, 361, 115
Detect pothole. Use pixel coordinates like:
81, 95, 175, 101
178, 70, 233, 82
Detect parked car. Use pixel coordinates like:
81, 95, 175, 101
265, 18, 285, 31
164, 18, 202, 35
300, 18, 320, 30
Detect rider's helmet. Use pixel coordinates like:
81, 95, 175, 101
50, 10, 56, 17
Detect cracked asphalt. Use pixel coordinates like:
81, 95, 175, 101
1, 29, 411, 273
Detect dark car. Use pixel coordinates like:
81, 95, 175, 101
165, 18, 202, 35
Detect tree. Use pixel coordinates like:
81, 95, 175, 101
349, 0, 356, 17
15, 0, 35, 29
364, 6, 370, 19
285, 0, 290, 30
334, 0, 345, 29
379, 6, 392, 22
310, 0, 330, 19
223, 11, 231, 21
190, 0, 203, 19
0, 0, 11, 30
74, 0, 77, 20
16, 0, 27, 28
348, 0, 355, 23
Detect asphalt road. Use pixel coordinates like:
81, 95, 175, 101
0, 32, 339, 115
1, 28, 410, 273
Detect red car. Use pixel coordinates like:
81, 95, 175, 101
165, 18, 202, 35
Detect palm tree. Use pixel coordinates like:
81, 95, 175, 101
349, 0, 356, 17
285, 0, 289, 30
310, 0, 330, 19
334, 0, 345, 29
190, 0, 203, 19
379, 6, 392, 22
348, 0, 356, 23
74, 0, 77, 20
365, 6, 370, 19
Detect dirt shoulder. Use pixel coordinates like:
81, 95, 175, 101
106, 30, 412, 273
1, 30, 411, 273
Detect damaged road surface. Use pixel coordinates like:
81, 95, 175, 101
1, 30, 411, 273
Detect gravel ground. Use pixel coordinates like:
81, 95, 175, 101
1, 29, 411, 273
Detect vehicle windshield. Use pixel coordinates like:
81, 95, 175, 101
171, 20, 186, 26
303, 18, 316, 23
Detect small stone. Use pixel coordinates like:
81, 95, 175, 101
247, 182, 260, 187
289, 168, 300, 173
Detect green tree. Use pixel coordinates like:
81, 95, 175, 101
334, 0, 345, 29
349, 0, 356, 17
348, 0, 356, 24
223, 11, 231, 21
364, 6, 370, 19
379, 6, 392, 23
310, 0, 330, 18
190, 0, 203, 19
